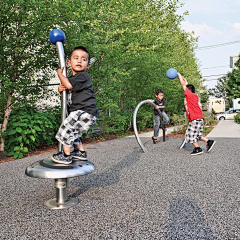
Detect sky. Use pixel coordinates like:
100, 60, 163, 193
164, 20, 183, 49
177, 0, 240, 89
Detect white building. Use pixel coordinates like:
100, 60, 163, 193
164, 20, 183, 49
232, 98, 240, 109
230, 55, 239, 69
207, 98, 225, 113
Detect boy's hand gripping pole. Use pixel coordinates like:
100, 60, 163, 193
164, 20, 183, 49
49, 29, 68, 152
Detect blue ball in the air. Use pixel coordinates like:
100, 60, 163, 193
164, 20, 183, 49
49, 29, 66, 45
166, 68, 178, 79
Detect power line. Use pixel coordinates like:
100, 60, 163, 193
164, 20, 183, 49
197, 40, 240, 50
201, 65, 229, 70
204, 79, 220, 81
202, 74, 226, 78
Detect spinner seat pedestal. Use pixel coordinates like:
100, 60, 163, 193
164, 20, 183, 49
25, 158, 94, 209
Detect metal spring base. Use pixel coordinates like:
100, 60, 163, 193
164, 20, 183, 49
25, 158, 94, 210
45, 178, 79, 210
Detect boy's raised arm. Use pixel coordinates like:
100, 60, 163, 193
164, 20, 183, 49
177, 73, 188, 90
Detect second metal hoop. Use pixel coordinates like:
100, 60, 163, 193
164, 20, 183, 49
133, 100, 163, 153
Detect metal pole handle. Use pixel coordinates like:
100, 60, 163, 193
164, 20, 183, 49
49, 29, 68, 152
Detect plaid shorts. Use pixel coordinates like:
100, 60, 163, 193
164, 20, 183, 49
56, 110, 97, 148
185, 119, 204, 143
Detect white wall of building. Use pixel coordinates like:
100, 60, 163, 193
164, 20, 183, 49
232, 98, 240, 109
207, 98, 225, 113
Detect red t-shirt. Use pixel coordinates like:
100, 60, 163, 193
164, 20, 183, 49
184, 88, 204, 122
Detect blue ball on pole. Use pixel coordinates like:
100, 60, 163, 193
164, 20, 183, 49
49, 29, 66, 45
166, 68, 178, 79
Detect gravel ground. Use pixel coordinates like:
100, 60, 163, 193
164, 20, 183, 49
0, 136, 239, 239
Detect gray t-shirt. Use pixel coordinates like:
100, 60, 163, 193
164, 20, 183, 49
153, 98, 166, 115
67, 71, 98, 117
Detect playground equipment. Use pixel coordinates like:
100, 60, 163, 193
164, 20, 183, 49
179, 138, 186, 149
133, 100, 165, 153
25, 29, 94, 210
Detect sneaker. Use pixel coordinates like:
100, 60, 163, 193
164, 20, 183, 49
206, 140, 216, 152
152, 136, 157, 144
191, 147, 203, 156
51, 152, 72, 164
71, 149, 88, 160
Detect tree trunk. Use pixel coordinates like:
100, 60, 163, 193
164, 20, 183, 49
0, 90, 12, 152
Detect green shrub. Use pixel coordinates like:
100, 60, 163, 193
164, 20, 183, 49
211, 108, 216, 115
235, 112, 240, 124
168, 114, 187, 134
99, 108, 135, 135
135, 108, 153, 132
3, 106, 61, 159
203, 112, 216, 126
169, 113, 185, 126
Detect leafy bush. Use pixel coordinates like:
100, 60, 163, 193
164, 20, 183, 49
168, 114, 187, 134
135, 108, 153, 132
169, 113, 186, 126
203, 112, 216, 126
100, 112, 131, 135
235, 112, 240, 124
3, 106, 61, 159
169, 113, 217, 135
211, 108, 216, 115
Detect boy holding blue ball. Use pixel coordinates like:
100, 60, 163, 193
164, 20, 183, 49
177, 73, 215, 155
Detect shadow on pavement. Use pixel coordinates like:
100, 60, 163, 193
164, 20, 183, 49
166, 196, 217, 240
70, 147, 142, 198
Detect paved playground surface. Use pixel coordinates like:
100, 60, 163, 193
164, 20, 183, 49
0, 120, 239, 239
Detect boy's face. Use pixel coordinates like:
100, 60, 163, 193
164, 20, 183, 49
156, 93, 163, 101
68, 49, 90, 75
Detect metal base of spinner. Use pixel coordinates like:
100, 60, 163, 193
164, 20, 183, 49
45, 197, 79, 210
25, 158, 94, 209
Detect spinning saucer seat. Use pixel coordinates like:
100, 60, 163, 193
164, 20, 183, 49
25, 158, 94, 210
26, 158, 94, 179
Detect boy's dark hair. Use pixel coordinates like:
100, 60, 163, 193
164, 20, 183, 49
186, 84, 195, 93
69, 46, 91, 63
156, 89, 164, 95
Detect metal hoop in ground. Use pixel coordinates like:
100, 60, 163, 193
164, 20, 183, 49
133, 100, 164, 153
179, 138, 186, 149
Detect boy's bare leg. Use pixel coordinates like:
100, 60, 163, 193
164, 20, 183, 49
74, 144, 85, 151
192, 142, 200, 148
193, 137, 208, 148
63, 145, 71, 155
200, 137, 208, 143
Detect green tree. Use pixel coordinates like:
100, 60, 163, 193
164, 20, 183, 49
226, 55, 240, 102
1, 0, 202, 155
208, 76, 228, 98
208, 76, 231, 109
70, 0, 200, 132
0, 0, 80, 151
199, 85, 209, 110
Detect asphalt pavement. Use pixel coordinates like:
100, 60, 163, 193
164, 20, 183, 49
0, 120, 239, 239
